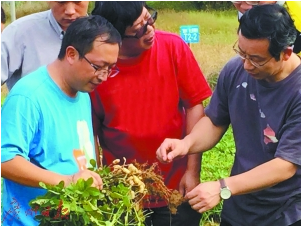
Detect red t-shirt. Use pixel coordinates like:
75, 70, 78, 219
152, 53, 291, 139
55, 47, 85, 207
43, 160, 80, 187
90, 31, 212, 207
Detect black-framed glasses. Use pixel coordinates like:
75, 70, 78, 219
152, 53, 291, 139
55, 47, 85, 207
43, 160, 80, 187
82, 55, 119, 78
232, 1, 260, 6
123, 7, 158, 39
233, 40, 273, 68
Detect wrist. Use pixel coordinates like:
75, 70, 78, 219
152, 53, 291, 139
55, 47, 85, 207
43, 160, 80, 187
219, 178, 232, 200
63, 174, 74, 187
183, 135, 193, 155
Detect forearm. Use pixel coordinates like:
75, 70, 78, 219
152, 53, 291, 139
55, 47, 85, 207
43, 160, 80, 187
226, 157, 298, 195
94, 135, 101, 167
185, 104, 203, 173
1, 155, 71, 187
184, 116, 228, 154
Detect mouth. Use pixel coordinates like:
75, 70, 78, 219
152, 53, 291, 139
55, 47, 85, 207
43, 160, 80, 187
90, 82, 102, 88
63, 19, 76, 24
144, 35, 154, 43
247, 71, 257, 77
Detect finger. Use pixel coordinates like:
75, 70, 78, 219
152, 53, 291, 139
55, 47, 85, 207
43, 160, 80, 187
179, 186, 185, 197
157, 144, 170, 162
184, 188, 197, 200
156, 147, 167, 163
89, 171, 103, 189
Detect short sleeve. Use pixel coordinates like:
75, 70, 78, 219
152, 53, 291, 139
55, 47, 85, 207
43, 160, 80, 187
205, 63, 231, 126
1, 94, 41, 162
275, 95, 301, 166
1, 22, 24, 87
174, 38, 212, 108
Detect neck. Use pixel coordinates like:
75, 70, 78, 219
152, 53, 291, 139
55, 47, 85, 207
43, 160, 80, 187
47, 60, 77, 97
119, 48, 144, 59
273, 54, 301, 82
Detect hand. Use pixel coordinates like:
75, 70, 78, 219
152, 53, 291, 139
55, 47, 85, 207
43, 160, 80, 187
156, 138, 189, 163
184, 181, 221, 213
69, 170, 103, 190
179, 170, 201, 196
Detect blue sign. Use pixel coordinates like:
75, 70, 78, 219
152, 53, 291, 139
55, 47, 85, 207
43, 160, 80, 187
180, 25, 200, 43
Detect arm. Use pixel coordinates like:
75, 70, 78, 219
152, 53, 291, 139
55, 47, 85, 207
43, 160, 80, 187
1, 22, 23, 86
94, 135, 101, 167
178, 104, 203, 195
185, 104, 204, 171
1, 156, 103, 189
185, 157, 297, 213
156, 116, 228, 163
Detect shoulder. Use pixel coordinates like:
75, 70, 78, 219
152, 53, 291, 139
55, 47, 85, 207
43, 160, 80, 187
3, 10, 50, 35
220, 56, 245, 78
155, 30, 187, 46
9, 66, 49, 97
10, 10, 50, 25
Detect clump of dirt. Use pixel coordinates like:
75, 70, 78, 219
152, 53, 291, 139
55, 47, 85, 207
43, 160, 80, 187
128, 160, 184, 214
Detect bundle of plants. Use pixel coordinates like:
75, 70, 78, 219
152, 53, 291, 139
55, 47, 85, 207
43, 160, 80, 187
29, 158, 184, 226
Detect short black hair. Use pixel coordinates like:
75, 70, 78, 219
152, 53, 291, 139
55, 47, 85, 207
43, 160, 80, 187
239, 4, 297, 61
1, 7, 6, 24
91, 1, 146, 37
58, 15, 121, 59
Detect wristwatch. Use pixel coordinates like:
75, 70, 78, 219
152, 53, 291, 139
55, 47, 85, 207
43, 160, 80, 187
219, 178, 231, 200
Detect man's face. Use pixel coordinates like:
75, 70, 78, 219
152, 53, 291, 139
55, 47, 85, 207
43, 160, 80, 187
48, 1, 89, 31
122, 7, 156, 51
233, 1, 277, 14
71, 37, 120, 93
237, 31, 284, 83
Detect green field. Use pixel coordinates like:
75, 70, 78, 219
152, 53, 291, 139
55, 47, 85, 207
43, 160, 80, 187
1, 2, 238, 225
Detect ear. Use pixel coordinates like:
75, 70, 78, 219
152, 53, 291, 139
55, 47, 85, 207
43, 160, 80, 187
65, 46, 78, 64
281, 46, 293, 61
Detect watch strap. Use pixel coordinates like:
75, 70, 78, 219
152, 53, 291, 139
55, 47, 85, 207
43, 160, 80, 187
219, 178, 227, 189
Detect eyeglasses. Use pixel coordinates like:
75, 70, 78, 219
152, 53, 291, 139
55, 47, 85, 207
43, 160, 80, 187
123, 7, 158, 39
233, 40, 273, 68
82, 55, 119, 78
232, 1, 260, 6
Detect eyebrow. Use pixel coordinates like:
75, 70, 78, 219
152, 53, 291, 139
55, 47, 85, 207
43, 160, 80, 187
133, 11, 149, 27
238, 46, 263, 59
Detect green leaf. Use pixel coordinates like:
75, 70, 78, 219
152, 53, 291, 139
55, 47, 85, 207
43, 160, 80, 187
87, 187, 101, 197
90, 159, 97, 168
76, 178, 85, 190
110, 192, 123, 199
39, 182, 47, 189
84, 177, 93, 188
58, 180, 65, 189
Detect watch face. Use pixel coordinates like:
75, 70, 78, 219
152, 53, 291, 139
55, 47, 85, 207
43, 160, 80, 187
220, 188, 231, 199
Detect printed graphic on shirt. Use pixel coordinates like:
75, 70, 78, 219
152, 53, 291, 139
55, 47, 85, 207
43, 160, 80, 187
73, 120, 94, 170
263, 124, 279, 144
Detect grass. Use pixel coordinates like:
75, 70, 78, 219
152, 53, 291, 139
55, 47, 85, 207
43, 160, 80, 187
1, 4, 238, 226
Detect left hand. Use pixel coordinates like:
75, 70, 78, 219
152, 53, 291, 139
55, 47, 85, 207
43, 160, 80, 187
184, 181, 221, 213
179, 170, 200, 196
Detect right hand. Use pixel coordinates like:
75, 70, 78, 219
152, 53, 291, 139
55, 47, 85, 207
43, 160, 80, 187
68, 170, 103, 190
156, 138, 190, 163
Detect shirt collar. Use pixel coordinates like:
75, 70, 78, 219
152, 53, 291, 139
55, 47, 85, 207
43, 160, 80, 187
48, 9, 65, 39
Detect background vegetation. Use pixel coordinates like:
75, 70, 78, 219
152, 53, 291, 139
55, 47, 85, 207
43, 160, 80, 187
1, 1, 238, 225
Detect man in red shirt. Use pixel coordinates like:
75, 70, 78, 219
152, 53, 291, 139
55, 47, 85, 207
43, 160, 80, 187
90, 2, 212, 225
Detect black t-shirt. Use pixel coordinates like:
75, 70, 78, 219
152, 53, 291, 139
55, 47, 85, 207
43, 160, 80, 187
206, 56, 301, 225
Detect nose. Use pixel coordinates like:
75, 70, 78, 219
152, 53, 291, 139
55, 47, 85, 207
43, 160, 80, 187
242, 58, 255, 71
64, 2, 76, 15
97, 74, 108, 82
145, 24, 154, 35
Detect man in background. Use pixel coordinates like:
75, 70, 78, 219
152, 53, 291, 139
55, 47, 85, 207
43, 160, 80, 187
1, 1, 89, 90
232, 1, 301, 55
